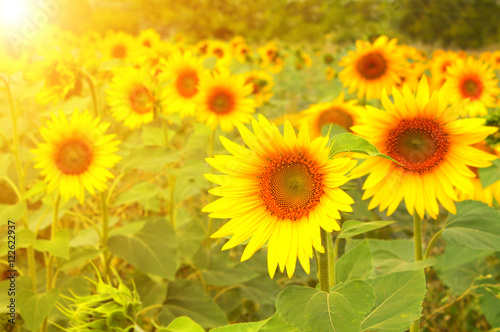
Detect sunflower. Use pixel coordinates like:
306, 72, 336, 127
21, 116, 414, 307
292, 92, 363, 139
446, 57, 499, 117
160, 52, 208, 117
195, 69, 256, 132
32, 110, 121, 203
486, 51, 500, 70
429, 50, 462, 91
100, 31, 138, 63
457, 142, 500, 207
395, 62, 426, 94
106, 67, 157, 129
242, 70, 274, 107
207, 40, 232, 68
350, 76, 498, 219
258, 42, 284, 73
24, 50, 82, 105
203, 115, 356, 278
338, 36, 407, 100
234, 43, 253, 64
326, 67, 336, 80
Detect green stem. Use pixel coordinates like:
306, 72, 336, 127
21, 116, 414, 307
410, 213, 423, 332
81, 70, 99, 117
424, 228, 443, 260
100, 191, 111, 279
317, 228, 331, 293
331, 235, 340, 287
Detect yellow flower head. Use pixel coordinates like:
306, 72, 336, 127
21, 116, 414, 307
106, 66, 157, 129
241, 70, 274, 107
338, 36, 407, 100
446, 57, 500, 117
204, 115, 356, 278
258, 42, 284, 73
160, 51, 208, 117
32, 110, 121, 203
292, 92, 363, 139
207, 40, 232, 68
195, 69, 256, 132
351, 76, 498, 219
429, 50, 462, 91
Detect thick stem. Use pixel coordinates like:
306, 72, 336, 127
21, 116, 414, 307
410, 213, 423, 332
317, 228, 331, 293
423, 228, 443, 260
81, 70, 99, 117
100, 192, 110, 279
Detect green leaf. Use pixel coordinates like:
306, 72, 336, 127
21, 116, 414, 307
435, 244, 492, 295
142, 126, 168, 147
108, 219, 178, 279
193, 247, 258, 287
477, 285, 500, 328
121, 147, 181, 172
156, 316, 205, 332
176, 219, 206, 262
259, 313, 298, 332
114, 181, 162, 212
134, 274, 167, 308
17, 228, 35, 248
0, 202, 27, 223
276, 280, 376, 332
443, 200, 500, 250
338, 220, 395, 239
211, 320, 269, 332
18, 289, 59, 331
33, 229, 70, 260
361, 270, 427, 331
329, 133, 397, 162
479, 159, 500, 188
59, 248, 101, 272
159, 280, 228, 329
336, 239, 373, 284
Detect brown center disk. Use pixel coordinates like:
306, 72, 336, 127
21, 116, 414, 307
386, 118, 449, 174
129, 85, 154, 114
208, 89, 235, 114
176, 70, 199, 98
55, 139, 93, 175
259, 154, 324, 220
460, 77, 483, 100
356, 52, 387, 80
317, 108, 354, 133
112, 44, 127, 59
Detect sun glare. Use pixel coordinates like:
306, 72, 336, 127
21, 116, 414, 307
0, 0, 26, 26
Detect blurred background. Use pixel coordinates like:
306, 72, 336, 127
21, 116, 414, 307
2, 0, 500, 50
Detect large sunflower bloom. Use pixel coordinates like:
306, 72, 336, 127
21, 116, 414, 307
32, 110, 121, 203
203, 115, 356, 278
338, 36, 407, 100
446, 57, 499, 117
195, 69, 255, 132
160, 52, 208, 117
291, 92, 363, 139
350, 76, 498, 219
106, 67, 157, 129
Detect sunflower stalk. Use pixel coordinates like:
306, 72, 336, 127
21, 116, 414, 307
410, 212, 423, 332
317, 228, 331, 292
0, 74, 38, 292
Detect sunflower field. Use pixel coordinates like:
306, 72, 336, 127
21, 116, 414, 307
1, 1, 500, 332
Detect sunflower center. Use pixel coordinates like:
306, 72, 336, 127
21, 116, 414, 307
55, 139, 93, 175
460, 77, 483, 99
317, 108, 354, 132
112, 43, 127, 59
357, 52, 387, 80
259, 154, 324, 221
386, 118, 449, 173
129, 85, 154, 114
208, 89, 235, 114
175, 70, 199, 98
213, 48, 224, 58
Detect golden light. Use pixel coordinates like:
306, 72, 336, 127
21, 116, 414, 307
0, 0, 27, 26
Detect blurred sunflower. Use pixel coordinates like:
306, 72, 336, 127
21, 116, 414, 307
106, 67, 157, 129
429, 50, 462, 91
258, 42, 284, 73
137, 28, 162, 50
395, 62, 426, 94
207, 40, 232, 67
400, 44, 426, 63
325, 67, 336, 80
160, 52, 208, 117
234, 43, 253, 63
242, 70, 274, 107
338, 36, 406, 100
292, 92, 363, 138
446, 57, 499, 117
486, 51, 500, 70
195, 69, 255, 132
457, 141, 500, 207
100, 31, 137, 63
25, 50, 82, 105
350, 76, 498, 219
204, 115, 355, 278
32, 110, 121, 203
